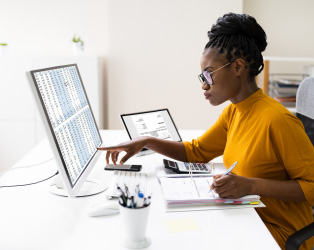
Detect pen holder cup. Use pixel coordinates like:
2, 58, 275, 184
119, 203, 151, 249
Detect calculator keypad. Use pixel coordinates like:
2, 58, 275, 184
163, 159, 211, 173
183, 162, 209, 172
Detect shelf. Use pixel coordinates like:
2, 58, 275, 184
262, 57, 314, 96
263, 56, 314, 62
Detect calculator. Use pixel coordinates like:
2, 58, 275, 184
163, 159, 212, 174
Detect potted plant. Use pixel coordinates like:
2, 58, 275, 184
72, 35, 84, 55
0, 43, 8, 56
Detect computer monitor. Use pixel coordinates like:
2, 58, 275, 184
27, 64, 106, 198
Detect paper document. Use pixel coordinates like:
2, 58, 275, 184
159, 176, 260, 208
131, 112, 172, 140
161, 176, 218, 199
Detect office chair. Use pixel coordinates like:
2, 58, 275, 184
285, 77, 314, 250
295, 77, 314, 146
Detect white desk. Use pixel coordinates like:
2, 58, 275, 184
0, 130, 279, 250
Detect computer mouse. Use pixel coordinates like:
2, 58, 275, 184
87, 202, 120, 217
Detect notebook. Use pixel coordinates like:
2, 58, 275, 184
158, 175, 261, 208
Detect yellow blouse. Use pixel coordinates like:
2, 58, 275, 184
183, 89, 314, 249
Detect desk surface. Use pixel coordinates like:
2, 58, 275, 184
0, 130, 279, 250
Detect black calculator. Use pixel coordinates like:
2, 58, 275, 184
163, 159, 212, 174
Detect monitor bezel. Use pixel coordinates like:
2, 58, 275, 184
120, 108, 182, 143
27, 64, 102, 197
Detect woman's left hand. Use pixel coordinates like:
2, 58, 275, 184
211, 174, 254, 199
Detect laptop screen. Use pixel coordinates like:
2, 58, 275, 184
120, 109, 182, 142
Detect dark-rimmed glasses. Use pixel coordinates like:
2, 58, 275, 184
198, 62, 231, 86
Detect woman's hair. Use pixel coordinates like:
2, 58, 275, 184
205, 13, 267, 79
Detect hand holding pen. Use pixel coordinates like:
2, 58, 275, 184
209, 161, 238, 193
209, 161, 253, 199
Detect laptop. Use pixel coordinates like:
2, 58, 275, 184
120, 109, 182, 156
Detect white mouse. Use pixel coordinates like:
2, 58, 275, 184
87, 202, 120, 217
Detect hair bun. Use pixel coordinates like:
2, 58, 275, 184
206, 13, 267, 78
241, 14, 267, 52
211, 13, 267, 53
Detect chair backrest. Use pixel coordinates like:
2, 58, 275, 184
296, 77, 314, 146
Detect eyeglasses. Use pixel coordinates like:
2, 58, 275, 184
198, 62, 231, 86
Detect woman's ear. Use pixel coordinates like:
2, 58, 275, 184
234, 59, 247, 76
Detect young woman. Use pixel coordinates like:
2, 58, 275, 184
98, 13, 314, 249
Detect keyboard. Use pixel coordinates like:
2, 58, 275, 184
106, 171, 147, 199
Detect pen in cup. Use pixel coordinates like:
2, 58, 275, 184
127, 196, 132, 208
117, 184, 127, 205
136, 192, 144, 208
117, 183, 151, 208
144, 196, 151, 206
209, 161, 238, 193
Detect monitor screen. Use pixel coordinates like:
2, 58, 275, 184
120, 109, 182, 142
29, 64, 102, 191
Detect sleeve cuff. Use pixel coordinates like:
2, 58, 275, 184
296, 179, 314, 206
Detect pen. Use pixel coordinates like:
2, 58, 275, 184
119, 196, 126, 206
136, 192, 144, 208
117, 185, 127, 204
127, 196, 132, 208
134, 185, 139, 205
124, 183, 129, 197
209, 161, 238, 193
144, 197, 149, 206
119, 184, 151, 209
220, 161, 238, 178
117, 184, 124, 195
117, 185, 124, 196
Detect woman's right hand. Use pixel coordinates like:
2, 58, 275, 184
97, 137, 150, 165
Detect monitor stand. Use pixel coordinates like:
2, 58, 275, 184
48, 175, 108, 197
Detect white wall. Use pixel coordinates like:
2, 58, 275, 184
244, 0, 314, 58
243, 0, 314, 78
0, 0, 243, 132
107, 0, 243, 130
0, 0, 109, 170
0, 0, 243, 169
0, 0, 109, 56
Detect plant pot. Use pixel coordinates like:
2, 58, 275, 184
0, 46, 9, 56
72, 42, 84, 56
